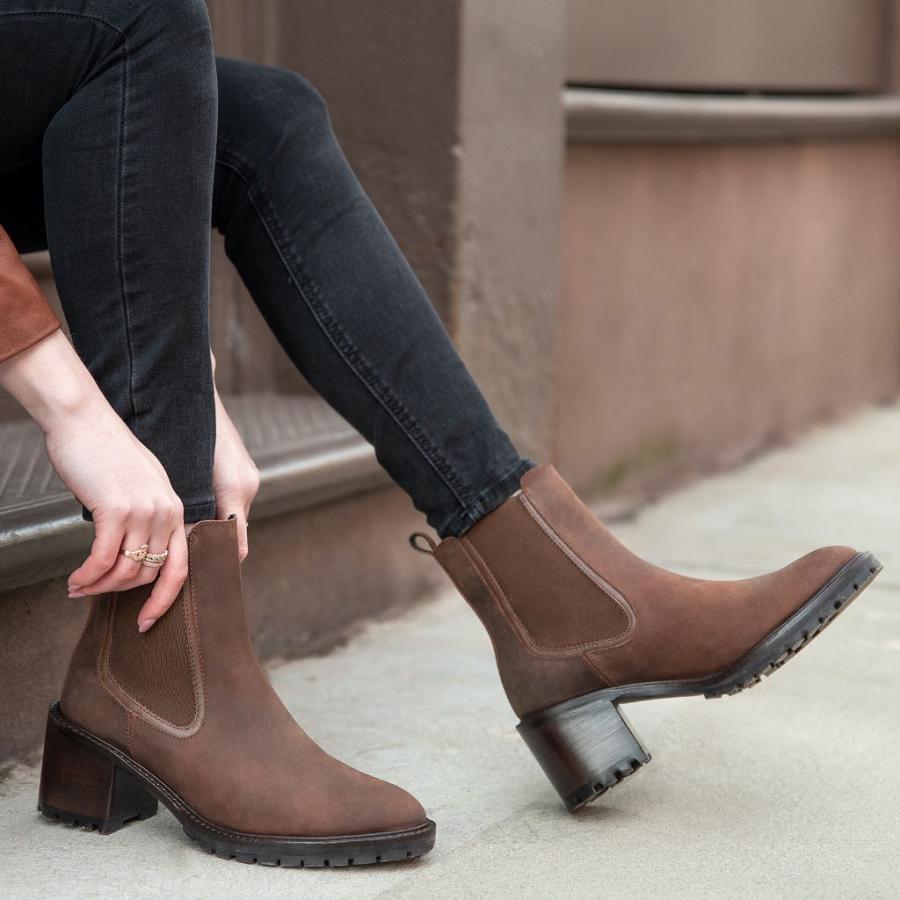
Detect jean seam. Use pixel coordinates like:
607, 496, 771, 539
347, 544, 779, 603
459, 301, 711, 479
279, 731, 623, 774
0, 11, 125, 40
114, 44, 140, 434
13, 10, 140, 433
214, 153, 473, 510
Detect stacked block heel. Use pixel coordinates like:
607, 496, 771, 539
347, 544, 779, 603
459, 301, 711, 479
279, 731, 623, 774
517, 694, 650, 811
37, 709, 157, 834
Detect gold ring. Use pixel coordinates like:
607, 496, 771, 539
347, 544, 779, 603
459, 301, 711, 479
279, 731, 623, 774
142, 549, 169, 569
123, 544, 149, 563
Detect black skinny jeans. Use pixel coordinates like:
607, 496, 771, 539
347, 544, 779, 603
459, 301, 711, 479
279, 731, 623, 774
0, 0, 531, 536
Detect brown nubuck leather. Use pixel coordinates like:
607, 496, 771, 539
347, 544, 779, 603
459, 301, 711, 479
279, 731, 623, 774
39, 518, 435, 867
426, 464, 881, 811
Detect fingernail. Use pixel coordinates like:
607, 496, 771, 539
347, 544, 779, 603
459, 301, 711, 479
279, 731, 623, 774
68, 591, 85, 598
137, 618, 157, 633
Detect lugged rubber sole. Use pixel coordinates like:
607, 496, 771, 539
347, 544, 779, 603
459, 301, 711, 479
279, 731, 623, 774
38, 702, 435, 867
518, 551, 883, 811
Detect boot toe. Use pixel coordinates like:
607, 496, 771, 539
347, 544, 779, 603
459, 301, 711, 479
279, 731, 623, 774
298, 759, 428, 835
348, 773, 428, 834
783, 545, 858, 596
375, 779, 428, 831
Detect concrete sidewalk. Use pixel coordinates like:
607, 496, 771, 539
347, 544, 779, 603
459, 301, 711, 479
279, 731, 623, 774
2, 405, 898, 899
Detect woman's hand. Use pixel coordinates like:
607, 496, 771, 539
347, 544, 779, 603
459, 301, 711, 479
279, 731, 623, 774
0, 330, 187, 632
212, 387, 259, 561
49, 405, 188, 631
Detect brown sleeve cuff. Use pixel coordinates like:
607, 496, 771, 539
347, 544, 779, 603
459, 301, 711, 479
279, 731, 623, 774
0, 317, 61, 363
0, 232, 62, 363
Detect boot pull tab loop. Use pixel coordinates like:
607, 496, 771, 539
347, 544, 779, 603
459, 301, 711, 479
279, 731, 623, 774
409, 532, 437, 555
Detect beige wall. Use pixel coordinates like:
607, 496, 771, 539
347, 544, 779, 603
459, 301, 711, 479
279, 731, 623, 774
888, 0, 900, 91
452, 0, 564, 461
557, 139, 900, 496
567, 0, 889, 92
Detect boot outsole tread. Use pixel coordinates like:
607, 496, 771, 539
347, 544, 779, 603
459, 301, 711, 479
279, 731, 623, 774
183, 828, 419, 867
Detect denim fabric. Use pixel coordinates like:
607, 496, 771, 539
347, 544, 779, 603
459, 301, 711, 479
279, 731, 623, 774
0, 0, 218, 520
0, 1, 531, 536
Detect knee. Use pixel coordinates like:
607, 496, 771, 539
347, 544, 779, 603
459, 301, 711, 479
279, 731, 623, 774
213, 61, 338, 232
131, 0, 216, 116
43, 0, 215, 161
217, 60, 334, 165
126, 0, 215, 85
255, 66, 331, 134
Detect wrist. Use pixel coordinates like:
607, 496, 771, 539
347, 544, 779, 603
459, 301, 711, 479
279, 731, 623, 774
0, 330, 111, 433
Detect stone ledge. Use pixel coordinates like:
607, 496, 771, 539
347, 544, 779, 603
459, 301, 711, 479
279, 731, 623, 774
565, 88, 900, 143
0, 393, 387, 592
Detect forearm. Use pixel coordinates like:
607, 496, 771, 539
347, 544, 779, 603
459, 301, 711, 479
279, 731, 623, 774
0, 324, 191, 631
0, 328, 111, 433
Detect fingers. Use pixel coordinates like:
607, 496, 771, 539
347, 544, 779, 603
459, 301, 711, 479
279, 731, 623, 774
215, 490, 249, 561
244, 468, 260, 517
69, 497, 183, 598
137, 524, 188, 632
72, 526, 152, 597
146, 503, 176, 571
239, 475, 258, 561
214, 464, 258, 562
68, 512, 126, 596
237, 510, 249, 561
232, 506, 250, 561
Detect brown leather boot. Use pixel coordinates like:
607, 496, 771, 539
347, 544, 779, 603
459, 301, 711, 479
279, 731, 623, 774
420, 464, 881, 811
39, 518, 435, 867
